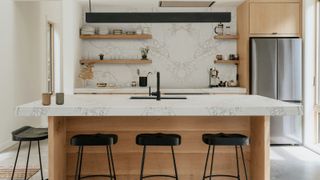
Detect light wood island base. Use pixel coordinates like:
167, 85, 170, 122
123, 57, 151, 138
48, 116, 270, 180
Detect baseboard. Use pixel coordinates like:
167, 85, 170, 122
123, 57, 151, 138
0, 140, 16, 152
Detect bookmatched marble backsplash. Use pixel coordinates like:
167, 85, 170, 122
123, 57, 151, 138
79, 7, 237, 89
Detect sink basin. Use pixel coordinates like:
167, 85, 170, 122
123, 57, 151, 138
130, 96, 187, 100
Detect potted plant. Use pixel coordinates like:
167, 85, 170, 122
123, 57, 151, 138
140, 46, 150, 60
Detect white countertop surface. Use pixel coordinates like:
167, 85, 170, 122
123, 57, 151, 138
16, 95, 302, 117
74, 87, 247, 94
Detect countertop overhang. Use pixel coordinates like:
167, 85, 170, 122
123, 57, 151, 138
16, 95, 303, 117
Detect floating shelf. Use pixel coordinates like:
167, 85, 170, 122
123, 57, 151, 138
80, 59, 152, 65
80, 34, 152, 40
214, 60, 239, 64
214, 35, 239, 40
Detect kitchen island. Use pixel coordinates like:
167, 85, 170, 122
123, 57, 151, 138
16, 95, 302, 180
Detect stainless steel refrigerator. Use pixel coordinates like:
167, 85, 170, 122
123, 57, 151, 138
250, 38, 303, 145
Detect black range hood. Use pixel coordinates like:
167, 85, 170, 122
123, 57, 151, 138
86, 12, 231, 23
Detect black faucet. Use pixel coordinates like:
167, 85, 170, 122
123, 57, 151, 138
149, 72, 161, 101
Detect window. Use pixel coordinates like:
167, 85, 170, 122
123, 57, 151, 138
47, 22, 55, 93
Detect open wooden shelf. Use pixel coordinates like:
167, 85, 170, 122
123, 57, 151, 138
214, 60, 239, 65
80, 34, 152, 40
214, 35, 239, 40
80, 59, 152, 65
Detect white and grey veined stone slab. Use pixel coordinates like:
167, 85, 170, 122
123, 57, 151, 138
16, 95, 302, 117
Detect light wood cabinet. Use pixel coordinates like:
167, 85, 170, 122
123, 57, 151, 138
250, 0, 300, 2
249, 3, 301, 36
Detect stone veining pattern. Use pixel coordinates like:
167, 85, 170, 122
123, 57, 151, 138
79, 7, 238, 88
16, 95, 303, 117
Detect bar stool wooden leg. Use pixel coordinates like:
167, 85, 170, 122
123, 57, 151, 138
11, 141, 22, 180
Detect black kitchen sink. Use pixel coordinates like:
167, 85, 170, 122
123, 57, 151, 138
130, 96, 187, 100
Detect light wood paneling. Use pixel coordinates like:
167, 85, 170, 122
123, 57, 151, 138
250, 0, 300, 2
80, 59, 152, 65
250, 3, 301, 36
48, 116, 270, 179
48, 117, 67, 180
237, 1, 250, 91
80, 34, 152, 40
250, 116, 270, 180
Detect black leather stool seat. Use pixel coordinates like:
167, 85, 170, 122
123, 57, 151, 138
12, 126, 48, 141
202, 133, 249, 146
136, 133, 181, 146
71, 134, 118, 146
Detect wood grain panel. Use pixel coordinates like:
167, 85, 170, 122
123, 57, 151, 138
66, 131, 250, 154
48, 117, 67, 180
62, 116, 252, 180
66, 116, 250, 132
237, 1, 250, 91
66, 152, 250, 178
249, 3, 301, 36
250, 116, 270, 180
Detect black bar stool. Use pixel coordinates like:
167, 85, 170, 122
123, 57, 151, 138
70, 134, 118, 180
136, 133, 181, 180
11, 126, 48, 180
202, 133, 249, 180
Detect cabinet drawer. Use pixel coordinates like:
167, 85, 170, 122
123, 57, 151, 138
249, 3, 301, 36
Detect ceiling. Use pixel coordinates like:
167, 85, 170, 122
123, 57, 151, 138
77, 0, 245, 7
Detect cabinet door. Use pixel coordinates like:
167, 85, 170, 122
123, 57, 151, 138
250, 3, 301, 36
250, 0, 300, 2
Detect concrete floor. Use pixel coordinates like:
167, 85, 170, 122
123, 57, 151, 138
1, 142, 320, 180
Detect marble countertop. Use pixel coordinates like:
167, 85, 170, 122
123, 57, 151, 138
74, 87, 247, 94
16, 95, 302, 117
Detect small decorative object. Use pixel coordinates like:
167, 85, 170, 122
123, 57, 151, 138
97, 83, 107, 88
126, 31, 136, 35
131, 81, 137, 87
229, 54, 236, 60
214, 23, 224, 35
225, 26, 231, 35
98, 27, 109, 35
113, 29, 123, 35
229, 80, 238, 87
140, 46, 150, 60
234, 54, 240, 60
56, 93, 64, 105
99, 54, 104, 60
216, 54, 223, 60
79, 64, 94, 87
136, 29, 142, 35
42, 93, 51, 106
143, 27, 151, 34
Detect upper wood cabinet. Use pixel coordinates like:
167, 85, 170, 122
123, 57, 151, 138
250, 0, 300, 2
249, 3, 301, 36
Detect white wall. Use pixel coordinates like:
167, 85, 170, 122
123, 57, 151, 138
303, 0, 317, 147
62, 0, 82, 94
0, 0, 43, 151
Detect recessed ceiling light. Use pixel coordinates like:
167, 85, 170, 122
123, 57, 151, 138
159, 1, 216, 8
